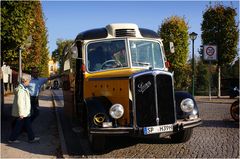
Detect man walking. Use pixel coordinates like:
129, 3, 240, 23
28, 67, 60, 122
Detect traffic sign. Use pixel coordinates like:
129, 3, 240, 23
203, 45, 217, 61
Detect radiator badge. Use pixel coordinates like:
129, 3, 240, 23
138, 81, 151, 94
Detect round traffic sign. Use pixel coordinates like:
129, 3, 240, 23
206, 46, 215, 56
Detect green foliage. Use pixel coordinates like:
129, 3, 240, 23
231, 58, 239, 79
221, 58, 239, 79
29, 1, 49, 76
1, 1, 49, 76
174, 65, 192, 91
201, 4, 239, 66
1, 1, 35, 68
52, 39, 73, 73
195, 60, 209, 92
158, 16, 190, 90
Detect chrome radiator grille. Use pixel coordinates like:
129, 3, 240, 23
132, 71, 176, 127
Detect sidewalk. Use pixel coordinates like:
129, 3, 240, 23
51, 89, 91, 158
1, 90, 61, 158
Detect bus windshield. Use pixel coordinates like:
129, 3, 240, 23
87, 40, 127, 72
129, 40, 164, 69
86, 39, 164, 72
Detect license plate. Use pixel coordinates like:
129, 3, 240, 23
143, 124, 173, 135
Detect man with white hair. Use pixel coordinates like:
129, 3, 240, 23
8, 73, 40, 143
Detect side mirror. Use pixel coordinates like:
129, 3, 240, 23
169, 42, 175, 53
71, 46, 78, 59
64, 59, 70, 71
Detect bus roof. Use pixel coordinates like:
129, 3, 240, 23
75, 23, 159, 41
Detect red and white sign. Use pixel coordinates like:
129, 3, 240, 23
203, 45, 217, 61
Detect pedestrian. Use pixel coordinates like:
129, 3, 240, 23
8, 73, 40, 143
28, 67, 61, 122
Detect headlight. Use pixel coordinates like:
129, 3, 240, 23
109, 104, 124, 119
180, 98, 194, 112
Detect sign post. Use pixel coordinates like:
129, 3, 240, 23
203, 45, 217, 100
208, 61, 212, 100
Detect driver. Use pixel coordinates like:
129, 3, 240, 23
113, 48, 127, 66
100, 47, 127, 69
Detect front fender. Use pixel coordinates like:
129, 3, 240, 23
175, 91, 200, 120
85, 96, 112, 128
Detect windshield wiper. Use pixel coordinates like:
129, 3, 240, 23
133, 61, 151, 66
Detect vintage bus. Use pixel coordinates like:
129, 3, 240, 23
62, 23, 201, 151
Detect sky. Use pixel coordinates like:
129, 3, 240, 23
41, 1, 239, 59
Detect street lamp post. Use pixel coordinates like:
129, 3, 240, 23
189, 32, 198, 96
19, 47, 22, 82
18, 35, 32, 82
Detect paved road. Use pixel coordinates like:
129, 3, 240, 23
53, 90, 239, 158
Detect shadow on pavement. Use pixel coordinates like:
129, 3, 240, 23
57, 107, 87, 156
102, 135, 172, 154
1, 102, 60, 157
199, 120, 239, 128
38, 95, 53, 101
59, 109, 175, 156
59, 115, 238, 156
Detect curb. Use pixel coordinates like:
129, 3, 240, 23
51, 90, 69, 159
196, 100, 234, 104
195, 96, 236, 104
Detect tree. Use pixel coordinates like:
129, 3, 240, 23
52, 39, 73, 73
158, 16, 191, 90
221, 57, 239, 90
1, 1, 49, 76
1, 1, 35, 69
29, 1, 49, 77
195, 59, 209, 94
201, 3, 239, 96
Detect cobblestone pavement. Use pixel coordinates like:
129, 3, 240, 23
75, 100, 239, 158
51, 90, 239, 158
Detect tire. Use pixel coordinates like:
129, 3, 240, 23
88, 134, 106, 152
230, 100, 239, 122
170, 128, 193, 143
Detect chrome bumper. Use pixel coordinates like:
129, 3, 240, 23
89, 118, 202, 135
176, 118, 202, 129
